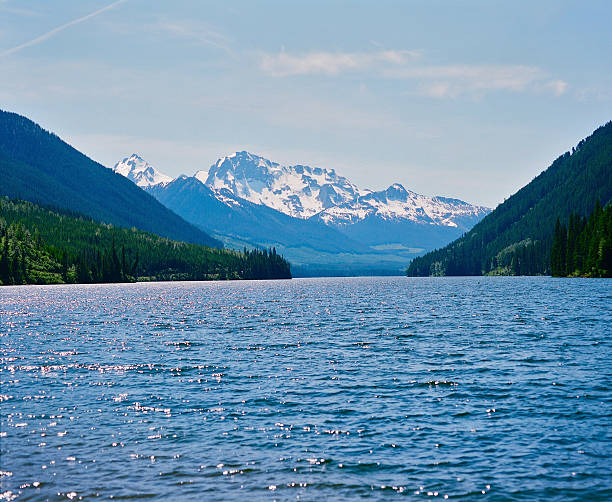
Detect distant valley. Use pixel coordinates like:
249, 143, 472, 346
1, 109, 609, 281
114, 152, 490, 275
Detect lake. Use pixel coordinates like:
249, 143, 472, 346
1, 277, 611, 500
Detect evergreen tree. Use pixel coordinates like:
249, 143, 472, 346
407, 120, 612, 277
550, 202, 612, 277
0, 197, 292, 285
0, 229, 9, 285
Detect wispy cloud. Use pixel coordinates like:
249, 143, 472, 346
390, 64, 544, 89
153, 19, 234, 55
0, 0, 126, 57
545, 79, 569, 97
260, 50, 568, 97
391, 64, 565, 98
260, 50, 420, 76
575, 85, 611, 102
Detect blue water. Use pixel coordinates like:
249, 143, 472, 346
1, 277, 611, 500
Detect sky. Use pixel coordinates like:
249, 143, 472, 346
1, 0, 611, 207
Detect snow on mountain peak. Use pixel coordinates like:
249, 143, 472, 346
204, 151, 361, 218
113, 154, 172, 188
112, 150, 490, 229
201, 151, 489, 226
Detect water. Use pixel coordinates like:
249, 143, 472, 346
1, 277, 611, 501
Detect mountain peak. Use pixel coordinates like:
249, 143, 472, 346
113, 154, 172, 188
387, 183, 408, 193
111, 149, 489, 228
205, 151, 359, 218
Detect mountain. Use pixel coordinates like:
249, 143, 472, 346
148, 175, 367, 253
407, 121, 612, 276
314, 183, 489, 250
205, 151, 364, 218
0, 110, 220, 248
113, 154, 172, 187
147, 176, 409, 276
117, 150, 489, 275
316, 183, 487, 228
205, 151, 489, 227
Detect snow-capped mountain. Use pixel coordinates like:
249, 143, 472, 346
201, 151, 489, 227
113, 154, 172, 188
113, 151, 491, 275
113, 151, 489, 228
316, 183, 489, 228
204, 151, 365, 219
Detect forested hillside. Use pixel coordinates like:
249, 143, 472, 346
0, 110, 220, 247
407, 121, 612, 276
0, 198, 291, 285
551, 202, 612, 277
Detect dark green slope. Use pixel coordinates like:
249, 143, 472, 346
407, 121, 612, 276
551, 203, 612, 277
0, 110, 220, 248
0, 197, 290, 284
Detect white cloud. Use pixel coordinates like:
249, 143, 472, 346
0, 0, 127, 57
0, 4, 43, 17
260, 50, 568, 97
389, 64, 545, 90
421, 82, 455, 99
259, 49, 420, 76
391, 64, 569, 97
575, 86, 611, 102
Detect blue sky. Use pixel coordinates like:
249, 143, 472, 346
1, 0, 610, 207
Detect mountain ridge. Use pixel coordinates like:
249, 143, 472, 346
406, 120, 612, 276
116, 150, 490, 275
0, 110, 221, 248
114, 149, 489, 228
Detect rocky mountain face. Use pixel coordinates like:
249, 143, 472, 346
203, 151, 364, 219
113, 154, 172, 188
114, 150, 490, 275
201, 151, 489, 228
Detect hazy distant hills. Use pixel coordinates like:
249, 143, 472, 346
407, 121, 612, 276
146, 176, 390, 276
0, 111, 221, 248
115, 151, 489, 275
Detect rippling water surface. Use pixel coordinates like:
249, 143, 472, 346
1, 277, 611, 500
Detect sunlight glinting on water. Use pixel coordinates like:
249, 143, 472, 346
1, 277, 611, 500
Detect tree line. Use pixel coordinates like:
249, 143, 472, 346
551, 202, 612, 277
406, 120, 612, 277
0, 109, 220, 247
0, 197, 291, 285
